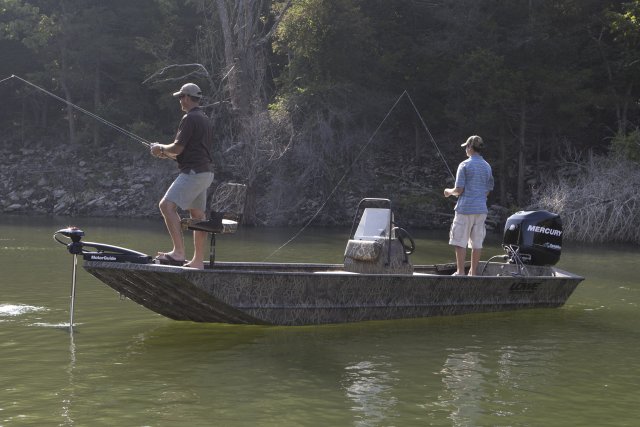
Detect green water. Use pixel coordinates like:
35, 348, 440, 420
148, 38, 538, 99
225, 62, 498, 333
1, 216, 638, 426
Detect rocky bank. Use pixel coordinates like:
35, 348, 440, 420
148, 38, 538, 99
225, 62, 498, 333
0, 141, 510, 232
0, 142, 175, 218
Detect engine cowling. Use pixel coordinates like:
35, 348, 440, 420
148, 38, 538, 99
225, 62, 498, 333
502, 210, 562, 266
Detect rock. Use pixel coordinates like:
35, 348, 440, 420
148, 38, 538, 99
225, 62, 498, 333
87, 196, 106, 206
54, 202, 66, 214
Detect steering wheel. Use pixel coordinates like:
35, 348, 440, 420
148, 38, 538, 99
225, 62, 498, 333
393, 227, 416, 255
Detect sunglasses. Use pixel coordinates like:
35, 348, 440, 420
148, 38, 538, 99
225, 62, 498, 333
178, 94, 187, 99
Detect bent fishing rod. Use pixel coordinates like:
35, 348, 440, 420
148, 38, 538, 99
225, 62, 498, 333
0, 74, 152, 147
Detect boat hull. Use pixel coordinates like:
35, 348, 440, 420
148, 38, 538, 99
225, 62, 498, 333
83, 261, 584, 326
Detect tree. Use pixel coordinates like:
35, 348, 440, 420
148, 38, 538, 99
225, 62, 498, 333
169, 0, 295, 224
1, 0, 170, 146
594, 0, 640, 149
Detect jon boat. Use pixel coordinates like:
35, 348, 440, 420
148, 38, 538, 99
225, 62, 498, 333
55, 190, 584, 326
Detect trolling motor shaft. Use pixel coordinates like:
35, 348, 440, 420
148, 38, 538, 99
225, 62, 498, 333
54, 227, 85, 332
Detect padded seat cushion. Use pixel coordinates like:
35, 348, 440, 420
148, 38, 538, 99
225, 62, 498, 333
344, 239, 383, 262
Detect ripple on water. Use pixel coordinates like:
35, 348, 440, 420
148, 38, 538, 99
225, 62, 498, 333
0, 303, 48, 318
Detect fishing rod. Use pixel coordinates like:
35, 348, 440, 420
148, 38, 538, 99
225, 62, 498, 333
263, 90, 453, 260
1, 74, 152, 147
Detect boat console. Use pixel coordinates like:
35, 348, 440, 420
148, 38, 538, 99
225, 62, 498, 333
343, 198, 414, 274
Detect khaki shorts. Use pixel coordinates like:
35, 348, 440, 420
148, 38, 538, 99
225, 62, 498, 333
164, 171, 214, 212
449, 213, 487, 249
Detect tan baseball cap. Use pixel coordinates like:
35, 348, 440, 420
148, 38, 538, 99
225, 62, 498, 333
461, 135, 484, 149
173, 83, 202, 98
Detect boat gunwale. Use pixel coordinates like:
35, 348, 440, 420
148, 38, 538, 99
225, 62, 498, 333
83, 260, 584, 281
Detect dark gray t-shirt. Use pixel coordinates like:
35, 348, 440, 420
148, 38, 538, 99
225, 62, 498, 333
174, 107, 212, 173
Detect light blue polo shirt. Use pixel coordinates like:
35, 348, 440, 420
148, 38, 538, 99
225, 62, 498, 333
454, 154, 494, 214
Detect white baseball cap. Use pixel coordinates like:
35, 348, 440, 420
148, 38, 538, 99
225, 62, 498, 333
461, 135, 484, 149
173, 83, 202, 98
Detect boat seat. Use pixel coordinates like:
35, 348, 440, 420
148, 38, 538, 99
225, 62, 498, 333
180, 182, 247, 268
181, 211, 238, 234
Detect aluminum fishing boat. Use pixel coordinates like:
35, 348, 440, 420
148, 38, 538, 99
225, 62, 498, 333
55, 195, 584, 326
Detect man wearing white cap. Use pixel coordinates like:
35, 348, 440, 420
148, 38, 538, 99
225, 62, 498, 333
444, 135, 494, 276
150, 83, 213, 269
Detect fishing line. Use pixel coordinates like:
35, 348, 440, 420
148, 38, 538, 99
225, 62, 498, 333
263, 90, 450, 260
1, 74, 151, 147
263, 90, 409, 260
404, 91, 456, 180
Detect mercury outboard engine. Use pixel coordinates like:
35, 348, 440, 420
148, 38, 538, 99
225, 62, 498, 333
502, 210, 562, 266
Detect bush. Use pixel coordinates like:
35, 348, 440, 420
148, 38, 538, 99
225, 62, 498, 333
531, 153, 640, 244
610, 129, 640, 162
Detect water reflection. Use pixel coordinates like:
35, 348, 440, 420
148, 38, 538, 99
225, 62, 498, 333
342, 358, 398, 426
437, 350, 488, 425
60, 331, 76, 426
433, 339, 562, 425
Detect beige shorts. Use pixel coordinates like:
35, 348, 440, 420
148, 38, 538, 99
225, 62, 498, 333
449, 213, 487, 249
164, 171, 214, 212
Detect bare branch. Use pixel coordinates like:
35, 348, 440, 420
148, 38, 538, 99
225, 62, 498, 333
255, 0, 293, 47
142, 63, 210, 85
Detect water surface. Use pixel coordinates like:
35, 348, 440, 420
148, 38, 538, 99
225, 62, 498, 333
1, 216, 638, 426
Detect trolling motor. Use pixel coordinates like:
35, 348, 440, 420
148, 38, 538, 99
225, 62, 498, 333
53, 227, 152, 330
54, 228, 152, 264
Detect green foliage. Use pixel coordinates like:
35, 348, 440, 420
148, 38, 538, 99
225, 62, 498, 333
607, 1, 640, 42
274, 0, 374, 89
611, 129, 640, 162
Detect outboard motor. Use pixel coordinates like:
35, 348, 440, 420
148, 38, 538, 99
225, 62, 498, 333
502, 210, 562, 266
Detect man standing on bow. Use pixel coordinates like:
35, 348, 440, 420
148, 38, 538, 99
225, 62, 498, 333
444, 135, 494, 276
150, 83, 213, 269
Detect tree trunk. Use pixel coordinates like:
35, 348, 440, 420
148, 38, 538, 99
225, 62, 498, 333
517, 99, 526, 206
93, 61, 101, 146
215, 0, 241, 112
195, 0, 293, 225
499, 124, 507, 206
59, 0, 75, 146
59, 59, 76, 145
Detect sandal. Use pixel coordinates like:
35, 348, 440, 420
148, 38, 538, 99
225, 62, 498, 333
154, 253, 185, 266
